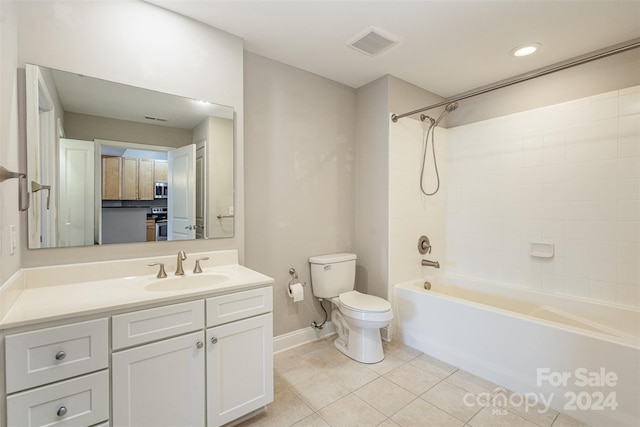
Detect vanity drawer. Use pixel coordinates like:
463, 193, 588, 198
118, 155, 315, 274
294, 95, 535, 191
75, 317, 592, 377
112, 300, 204, 350
5, 318, 108, 393
7, 370, 109, 427
207, 286, 272, 327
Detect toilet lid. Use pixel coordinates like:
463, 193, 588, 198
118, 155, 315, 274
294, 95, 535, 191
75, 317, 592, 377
338, 291, 391, 313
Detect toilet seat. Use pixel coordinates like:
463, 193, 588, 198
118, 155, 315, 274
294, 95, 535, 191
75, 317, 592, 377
336, 291, 393, 322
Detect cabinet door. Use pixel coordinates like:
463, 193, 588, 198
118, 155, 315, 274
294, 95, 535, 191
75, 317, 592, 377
154, 160, 168, 182
121, 157, 138, 200
101, 156, 121, 200
207, 313, 273, 426
138, 158, 154, 200
112, 331, 205, 427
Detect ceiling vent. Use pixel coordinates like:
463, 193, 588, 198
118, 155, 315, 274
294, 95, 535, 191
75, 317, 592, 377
347, 26, 400, 57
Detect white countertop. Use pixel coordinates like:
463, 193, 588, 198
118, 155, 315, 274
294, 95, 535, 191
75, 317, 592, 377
0, 261, 273, 330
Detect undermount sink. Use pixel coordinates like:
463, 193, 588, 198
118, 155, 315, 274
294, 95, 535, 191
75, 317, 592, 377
145, 274, 229, 292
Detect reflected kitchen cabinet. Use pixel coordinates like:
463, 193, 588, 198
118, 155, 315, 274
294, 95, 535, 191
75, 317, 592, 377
102, 156, 121, 200
154, 160, 168, 183
102, 156, 155, 201
139, 159, 154, 200
121, 157, 138, 200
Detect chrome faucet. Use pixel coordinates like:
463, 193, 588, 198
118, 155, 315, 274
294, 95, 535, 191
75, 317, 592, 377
175, 251, 187, 275
421, 259, 440, 268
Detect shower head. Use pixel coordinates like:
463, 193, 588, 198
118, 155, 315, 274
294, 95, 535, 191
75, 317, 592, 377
434, 102, 459, 125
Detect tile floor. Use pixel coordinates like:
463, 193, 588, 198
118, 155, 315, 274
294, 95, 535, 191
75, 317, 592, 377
238, 337, 591, 427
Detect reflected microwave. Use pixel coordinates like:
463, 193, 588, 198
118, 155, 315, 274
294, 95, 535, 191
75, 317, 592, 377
154, 182, 168, 199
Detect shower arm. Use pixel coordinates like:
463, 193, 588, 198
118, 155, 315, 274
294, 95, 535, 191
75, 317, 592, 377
391, 37, 640, 123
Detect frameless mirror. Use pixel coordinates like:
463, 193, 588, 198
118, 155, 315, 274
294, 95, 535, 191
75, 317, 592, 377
24, 64, 234, 249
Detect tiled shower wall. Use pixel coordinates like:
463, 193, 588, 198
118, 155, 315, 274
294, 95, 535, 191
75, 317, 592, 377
445, 86, 639, 307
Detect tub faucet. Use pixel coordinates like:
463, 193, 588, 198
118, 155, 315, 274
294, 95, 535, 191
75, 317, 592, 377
175, 250, 187, 275
421, 259, 440, 268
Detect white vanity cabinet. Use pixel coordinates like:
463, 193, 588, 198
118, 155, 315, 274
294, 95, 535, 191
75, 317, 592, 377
1, 283, 273, 427
4, 318, 109, 427
110, 287, 273, 427
206, 287, 274, 425
112, 331, 206, 427
111, 300, 206, 427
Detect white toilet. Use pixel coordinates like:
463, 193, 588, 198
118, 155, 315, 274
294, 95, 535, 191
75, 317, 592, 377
309, 253, 392, 364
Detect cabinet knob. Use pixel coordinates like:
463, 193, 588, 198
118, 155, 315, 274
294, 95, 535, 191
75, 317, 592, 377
57, 406, 68, 417
210, 337, 218, 344
196, 341, 204, 349
55, 351, 66, 361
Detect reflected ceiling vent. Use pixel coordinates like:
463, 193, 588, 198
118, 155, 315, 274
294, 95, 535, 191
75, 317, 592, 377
347, 26, 400, 57
144, 115, 168, 122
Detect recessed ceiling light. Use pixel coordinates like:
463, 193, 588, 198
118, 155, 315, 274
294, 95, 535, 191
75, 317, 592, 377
511, 43, 541, 57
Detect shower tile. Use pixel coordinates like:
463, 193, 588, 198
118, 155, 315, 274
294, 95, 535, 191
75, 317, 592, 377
587, 280, 616, 303
618, 135, 640, 158
589, 117, 618, 141
589, 96, 618, 121
618, 178, 640, 200
617, 199, 640, 221
618, 114, 640, 138
590, 138, 618, 160
617, 262, 640, 286
619, 90, 640, 116
617, 221, 639, 243
616, 284, 640, 307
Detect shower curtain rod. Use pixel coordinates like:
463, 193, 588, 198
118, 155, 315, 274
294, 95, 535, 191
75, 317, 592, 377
391, 37, 640, 123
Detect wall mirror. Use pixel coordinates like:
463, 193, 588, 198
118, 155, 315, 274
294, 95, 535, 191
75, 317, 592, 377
24, 64, 235, 249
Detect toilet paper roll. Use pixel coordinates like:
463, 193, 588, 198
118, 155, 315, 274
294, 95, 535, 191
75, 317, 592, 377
287, 282, 304, 302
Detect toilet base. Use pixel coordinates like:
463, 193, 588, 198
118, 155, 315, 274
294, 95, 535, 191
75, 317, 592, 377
332, 310, 385, 364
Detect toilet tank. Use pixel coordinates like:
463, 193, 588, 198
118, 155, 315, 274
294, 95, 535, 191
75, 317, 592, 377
308, 253, 357, 298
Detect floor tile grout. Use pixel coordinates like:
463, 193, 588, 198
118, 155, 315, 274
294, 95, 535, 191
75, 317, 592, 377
248, 338, 591, 427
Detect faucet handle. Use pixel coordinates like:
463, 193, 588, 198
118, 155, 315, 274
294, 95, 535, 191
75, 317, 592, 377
193, 257, 210, 274
148, 262, 167, 278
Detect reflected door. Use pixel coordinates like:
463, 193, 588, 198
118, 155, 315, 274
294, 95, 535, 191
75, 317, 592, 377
168, 144, 196, 240
58, 139, 95, 246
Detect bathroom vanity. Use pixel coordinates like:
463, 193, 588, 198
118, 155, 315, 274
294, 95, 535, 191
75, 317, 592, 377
0, 250, 274, 427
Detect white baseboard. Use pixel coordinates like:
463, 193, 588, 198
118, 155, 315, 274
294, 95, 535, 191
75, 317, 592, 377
273, 321, 336, 354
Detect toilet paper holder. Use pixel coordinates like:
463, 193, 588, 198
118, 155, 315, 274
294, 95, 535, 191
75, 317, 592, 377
288, 267, 307, 291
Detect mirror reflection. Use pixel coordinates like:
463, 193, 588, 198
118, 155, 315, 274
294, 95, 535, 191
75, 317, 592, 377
25, 64, 234, 249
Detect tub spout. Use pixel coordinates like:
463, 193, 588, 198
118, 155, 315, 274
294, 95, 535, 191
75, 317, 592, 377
421, 259, 440, 268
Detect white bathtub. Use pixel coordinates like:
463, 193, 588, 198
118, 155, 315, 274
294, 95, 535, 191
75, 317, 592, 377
394, 276, 640, 427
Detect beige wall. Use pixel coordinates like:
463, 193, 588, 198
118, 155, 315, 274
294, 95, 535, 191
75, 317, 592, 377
353, 77, 390, 300
64, 112, 192, 148
13, 0, 245, 267
0, 1, 21, 284
244, 52, 356, 336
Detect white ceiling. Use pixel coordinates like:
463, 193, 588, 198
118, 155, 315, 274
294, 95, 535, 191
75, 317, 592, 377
49, 67, 233, 129
148, 0, 640, 98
